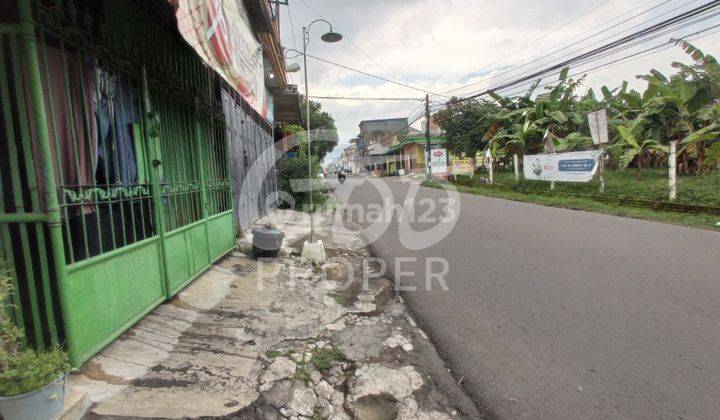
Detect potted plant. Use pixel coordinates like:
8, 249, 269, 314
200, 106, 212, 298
0, 254, 70, 420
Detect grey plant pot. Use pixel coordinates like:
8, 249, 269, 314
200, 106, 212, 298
0, 374, 66, 420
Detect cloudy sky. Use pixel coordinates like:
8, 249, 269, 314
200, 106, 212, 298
277, 0, 720, 162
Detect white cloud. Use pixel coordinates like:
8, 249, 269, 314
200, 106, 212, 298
279, 0, 720, 162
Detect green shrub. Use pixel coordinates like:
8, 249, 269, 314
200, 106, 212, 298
0, 347, 70, 396
0, 252, 70, 397
310, 346, 345, 373
276, 152, 329, 211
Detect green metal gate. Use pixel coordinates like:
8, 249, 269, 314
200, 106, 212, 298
0, 0, 236, 365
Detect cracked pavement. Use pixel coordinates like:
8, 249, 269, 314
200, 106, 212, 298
66, 209, 479, 419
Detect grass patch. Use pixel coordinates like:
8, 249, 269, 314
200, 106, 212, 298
310, 347, 346, 373
265, 350, 283, 359
459, 168, 720, 206
312, 407, 324, 420
423, 179, 720, 230
265, 349, 294, 359
294, 365, 311, 385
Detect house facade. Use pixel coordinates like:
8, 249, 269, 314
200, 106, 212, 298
0, 0, 297, 365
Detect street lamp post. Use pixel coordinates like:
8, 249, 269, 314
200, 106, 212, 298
297, 19, 342, 262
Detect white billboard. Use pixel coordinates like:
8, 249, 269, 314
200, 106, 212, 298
524, 151, 603, 183
430, 147, 448, 176
588, 109, 609, 145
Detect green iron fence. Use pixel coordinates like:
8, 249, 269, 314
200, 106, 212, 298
0, 0, 236, 365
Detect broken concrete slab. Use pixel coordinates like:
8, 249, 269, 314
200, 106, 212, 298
62, 209, 479, 419
350, 364, 424, 401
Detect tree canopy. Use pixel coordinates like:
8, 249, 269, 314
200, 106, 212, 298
435, 99, 500, 160
300, 99, 339, 159
437, 42, 720, 177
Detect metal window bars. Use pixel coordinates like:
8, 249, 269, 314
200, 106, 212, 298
0, 0, 234, 354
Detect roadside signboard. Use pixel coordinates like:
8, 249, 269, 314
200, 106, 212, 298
451, 158, 474, 175
523, 151, 603, 182
430, 147, 448, 177
290, 178, 327, 192
173, 0, 268, 117
588, 109, 609, 145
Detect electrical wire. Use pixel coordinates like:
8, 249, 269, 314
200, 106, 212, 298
284, 3, 301, 88
349, 19, 720, 151
297, 0, 396, 79
295, 0, 442, 98
305, 53, 448, 97
476, 11, 720, 100
295, 0, 386, 72
474, 7, 720, 99
495, 22, 720, 99
286, 2, 299, 53
446, 0, 614, 92
454, 1, 720, 101
445, 0, 700, 96
444, 0, 698, 96
309, 96, 423, 101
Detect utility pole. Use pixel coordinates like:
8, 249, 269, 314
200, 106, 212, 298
669, 140, 677, 201
425, 94, 431, 180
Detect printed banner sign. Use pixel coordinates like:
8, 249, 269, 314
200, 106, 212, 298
524, 151, 603, 182
451, 158, 474, 175
587, 109, 609, 145
430, 147, 448, 176
290, 178, 327, 192
173, 0, 267, 117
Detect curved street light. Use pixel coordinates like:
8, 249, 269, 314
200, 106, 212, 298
298, 19, 342, 261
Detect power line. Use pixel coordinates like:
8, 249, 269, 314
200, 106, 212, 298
445, 0, 678, 95
477, 8, 720, 99
495, 22, 720, 99
516, 0, 691, 74
354, 24, 720, 166
455, 1, 720, 102
305, 53, 448, 97
445, 0, 686, 95
444, 0, 672, 94
285, 2, 300, 88
286, 2, 299, 53
355, 19, 720, 151
295, 0, 439, 98
296, 0, 395, 78
309, 96, 423, 101
446, 0, 614, 92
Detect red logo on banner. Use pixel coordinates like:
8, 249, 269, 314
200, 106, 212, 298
206, 0, 231, 67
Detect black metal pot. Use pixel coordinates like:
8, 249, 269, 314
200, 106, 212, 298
251, 223, 284, 258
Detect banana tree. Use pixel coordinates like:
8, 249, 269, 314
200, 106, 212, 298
599, 81, 645, 122
681, 103, 720, 172
491, 114, 542, 156
633, 66, 711, 173
555, 132, 593, 152
672, 40, 720, 91
671, 41, 720, 173
609, 123, 668, 179
489, 68, 586, 156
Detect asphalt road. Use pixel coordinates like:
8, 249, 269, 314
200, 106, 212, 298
330, 175, 720, 419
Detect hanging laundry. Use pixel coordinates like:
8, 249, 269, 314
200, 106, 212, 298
25, 44, 98, 214
94, 68, 141, 186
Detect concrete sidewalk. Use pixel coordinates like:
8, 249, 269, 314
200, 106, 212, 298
62, 209, 479, 419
